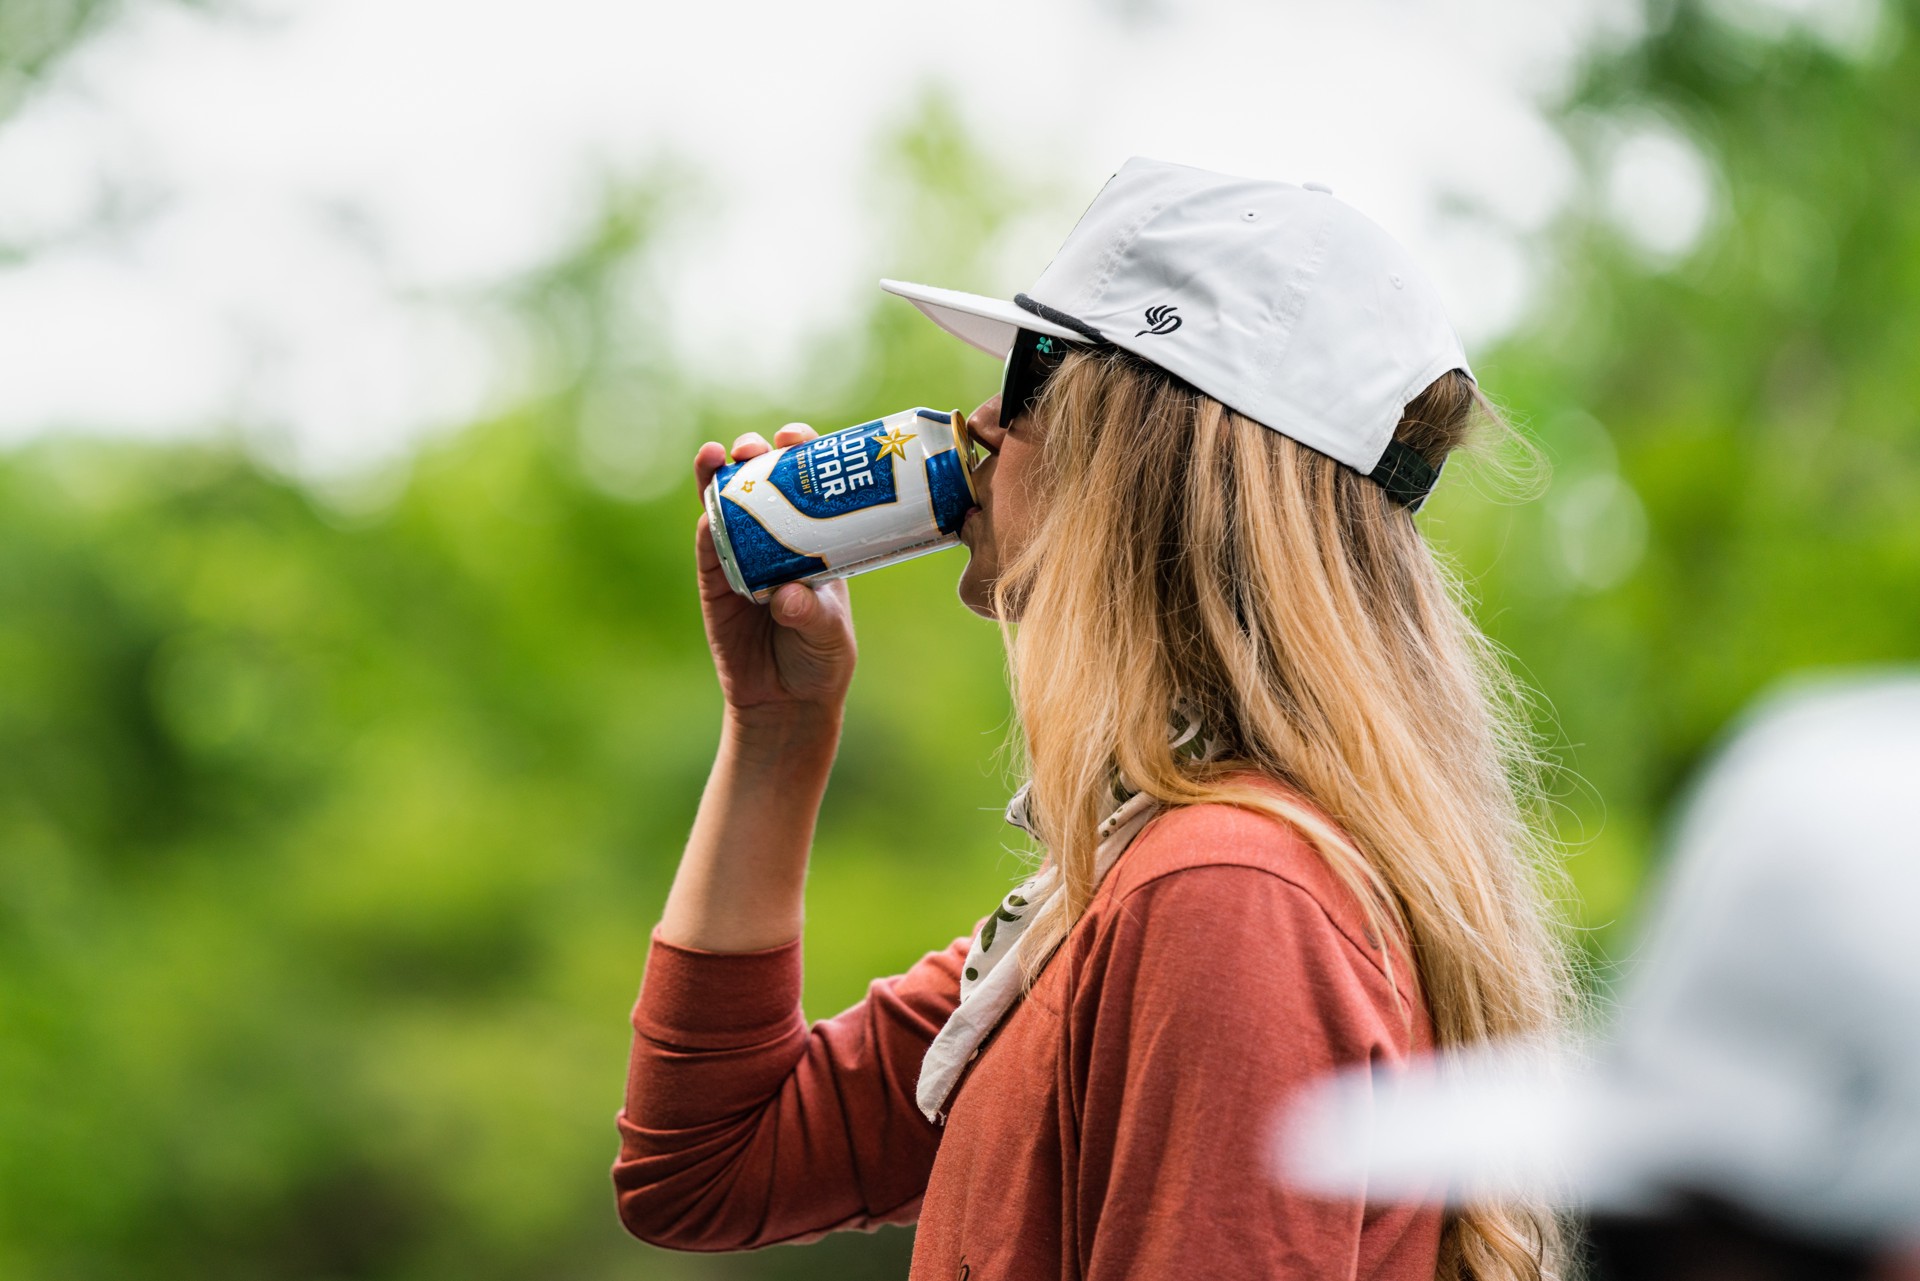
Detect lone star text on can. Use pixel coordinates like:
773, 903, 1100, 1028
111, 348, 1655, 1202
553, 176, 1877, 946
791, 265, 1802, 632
704, 407, 979, 602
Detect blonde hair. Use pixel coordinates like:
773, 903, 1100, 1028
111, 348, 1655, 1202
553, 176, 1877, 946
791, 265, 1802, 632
992, 349, 1579, 1281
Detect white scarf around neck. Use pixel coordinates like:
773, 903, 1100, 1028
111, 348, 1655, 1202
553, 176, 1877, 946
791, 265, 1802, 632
916, 706, 1223, 1122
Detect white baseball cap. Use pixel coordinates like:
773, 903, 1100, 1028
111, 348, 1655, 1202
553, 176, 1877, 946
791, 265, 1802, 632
880, 155, 1474, 508
1282, 671, 1920, 1249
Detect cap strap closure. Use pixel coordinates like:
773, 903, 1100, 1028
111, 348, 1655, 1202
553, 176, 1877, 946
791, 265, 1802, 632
1369, 439, 1442, 511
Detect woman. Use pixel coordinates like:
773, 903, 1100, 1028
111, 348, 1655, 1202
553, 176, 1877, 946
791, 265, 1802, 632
614, 158, 1577, 1279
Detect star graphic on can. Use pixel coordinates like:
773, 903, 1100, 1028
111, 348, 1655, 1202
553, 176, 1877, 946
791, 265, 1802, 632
871, 426, 917, 461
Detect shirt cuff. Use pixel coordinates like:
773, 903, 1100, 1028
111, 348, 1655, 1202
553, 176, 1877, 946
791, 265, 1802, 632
632, 928, 804, 1050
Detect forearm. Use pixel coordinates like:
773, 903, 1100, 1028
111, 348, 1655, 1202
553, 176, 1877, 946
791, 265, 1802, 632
658, 705, 842, 952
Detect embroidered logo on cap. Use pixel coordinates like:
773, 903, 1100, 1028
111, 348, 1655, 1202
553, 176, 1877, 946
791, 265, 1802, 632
1135, 304, 1181, 337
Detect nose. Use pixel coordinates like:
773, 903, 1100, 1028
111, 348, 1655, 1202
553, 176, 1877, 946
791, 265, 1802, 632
967, 395, 1008, 456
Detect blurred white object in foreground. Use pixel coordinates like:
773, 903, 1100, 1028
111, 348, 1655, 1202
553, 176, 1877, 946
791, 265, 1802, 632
1283, 671, 1920, 1248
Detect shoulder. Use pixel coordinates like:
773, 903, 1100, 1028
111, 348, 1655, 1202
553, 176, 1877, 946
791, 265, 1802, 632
1098, 773, 1409, 996
1062, 790, 1431, 1055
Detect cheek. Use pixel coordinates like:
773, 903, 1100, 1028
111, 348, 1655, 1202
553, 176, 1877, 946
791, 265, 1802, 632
971, 455, 999, 512
993, 442, 1044, 545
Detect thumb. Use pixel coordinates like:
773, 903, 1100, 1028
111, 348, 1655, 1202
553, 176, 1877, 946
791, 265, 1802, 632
770, 582, 827, 632
771, 581, 853, 649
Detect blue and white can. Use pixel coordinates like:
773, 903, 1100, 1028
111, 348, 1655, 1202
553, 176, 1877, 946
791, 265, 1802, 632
704, 406, 980, 602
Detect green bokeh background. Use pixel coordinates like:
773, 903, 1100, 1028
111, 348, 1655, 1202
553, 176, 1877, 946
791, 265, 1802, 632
3, 1, 1917, 1276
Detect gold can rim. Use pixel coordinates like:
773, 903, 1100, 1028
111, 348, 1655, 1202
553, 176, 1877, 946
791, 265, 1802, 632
949, 408, 979, 505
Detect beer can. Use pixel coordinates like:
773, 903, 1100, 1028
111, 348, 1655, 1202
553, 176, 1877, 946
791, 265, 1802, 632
704, 406, 980, 603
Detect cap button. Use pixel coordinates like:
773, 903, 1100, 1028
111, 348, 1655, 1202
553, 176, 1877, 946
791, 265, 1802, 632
1303, 181, 1333, 194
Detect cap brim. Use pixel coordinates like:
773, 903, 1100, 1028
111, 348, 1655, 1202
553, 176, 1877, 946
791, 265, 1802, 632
878, 279, 1085, 360
1277, 1040, 1671, 1215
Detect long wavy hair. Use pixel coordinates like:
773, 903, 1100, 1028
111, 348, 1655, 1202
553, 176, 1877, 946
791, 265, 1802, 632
992, 347, 1580, 1281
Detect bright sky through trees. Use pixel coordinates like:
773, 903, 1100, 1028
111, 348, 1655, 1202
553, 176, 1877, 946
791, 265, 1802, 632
0, 0, 1661, 475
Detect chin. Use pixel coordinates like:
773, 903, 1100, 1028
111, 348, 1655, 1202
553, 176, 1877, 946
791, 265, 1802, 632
956, 564, 1001, 620
957, 581, 997, 620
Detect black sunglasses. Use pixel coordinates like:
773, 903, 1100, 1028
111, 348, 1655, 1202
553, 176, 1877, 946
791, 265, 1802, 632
998, 327, 1086, 431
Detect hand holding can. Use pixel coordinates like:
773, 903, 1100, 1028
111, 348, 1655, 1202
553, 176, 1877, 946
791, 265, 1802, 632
703, 407, 979, 602
694, 424, 859, 722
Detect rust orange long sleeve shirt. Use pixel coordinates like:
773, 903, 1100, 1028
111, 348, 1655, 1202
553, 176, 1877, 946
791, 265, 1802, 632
614, 784, 1443, 1279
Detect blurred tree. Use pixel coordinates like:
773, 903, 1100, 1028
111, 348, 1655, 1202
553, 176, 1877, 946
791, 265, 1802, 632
0, 0, 131, 87
1430, 0, 1920, 947
0, 87, 1036, 1281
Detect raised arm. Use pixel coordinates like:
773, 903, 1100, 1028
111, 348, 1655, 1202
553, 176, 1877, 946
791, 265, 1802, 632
658, 423, 857, 955
614, 425, 948, 1249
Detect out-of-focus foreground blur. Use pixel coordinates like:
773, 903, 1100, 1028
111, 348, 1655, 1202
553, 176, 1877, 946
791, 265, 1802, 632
2, 1, 1916, 1278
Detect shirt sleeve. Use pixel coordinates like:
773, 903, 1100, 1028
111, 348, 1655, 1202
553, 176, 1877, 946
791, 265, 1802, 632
612, 928, 969, 1251
1067, 865, 1425, 1281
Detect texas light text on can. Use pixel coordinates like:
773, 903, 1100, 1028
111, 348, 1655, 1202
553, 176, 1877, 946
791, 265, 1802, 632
704, 406, 980, 603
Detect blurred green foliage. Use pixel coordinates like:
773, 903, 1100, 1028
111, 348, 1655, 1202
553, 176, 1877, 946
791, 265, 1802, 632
0, 0, 129, 87
1443, 0, 1920, 938
2, 2, 1917, 1277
